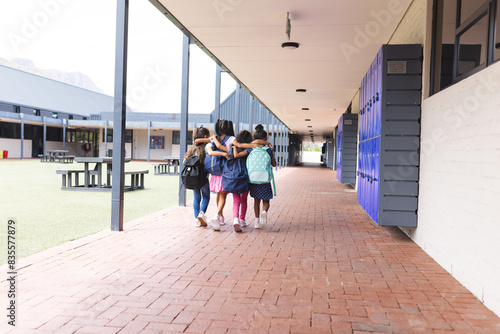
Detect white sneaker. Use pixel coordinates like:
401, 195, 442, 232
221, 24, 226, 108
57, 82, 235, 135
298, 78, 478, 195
219, 216, 225, 225
211, 215, 220, 231
260, 211, 267, 228
254, 219, 260, 229
233, 218, 242, 233
240, 219, 247, 228
197, 211, 208, 227
195, 219, 201, 227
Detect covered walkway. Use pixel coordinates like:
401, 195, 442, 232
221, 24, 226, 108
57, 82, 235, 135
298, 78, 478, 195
3, 166, 500, 333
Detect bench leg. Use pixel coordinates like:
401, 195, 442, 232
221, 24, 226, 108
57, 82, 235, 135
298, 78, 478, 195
140, 173, 145, 189
62, 175, 67, 187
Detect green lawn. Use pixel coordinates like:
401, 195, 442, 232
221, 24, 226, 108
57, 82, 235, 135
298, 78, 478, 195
0, 159, 190, 264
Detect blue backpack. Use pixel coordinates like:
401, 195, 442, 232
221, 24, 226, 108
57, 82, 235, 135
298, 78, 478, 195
204, 136, 228, 175
222, 158, 250, 194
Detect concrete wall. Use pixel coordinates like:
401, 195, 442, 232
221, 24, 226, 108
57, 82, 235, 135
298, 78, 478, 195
384, 0, 500, 316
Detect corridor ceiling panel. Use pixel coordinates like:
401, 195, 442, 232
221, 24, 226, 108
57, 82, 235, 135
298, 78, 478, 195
151, 0, 412, 141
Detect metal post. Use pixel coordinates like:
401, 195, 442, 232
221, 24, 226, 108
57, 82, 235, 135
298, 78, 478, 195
249, 96, 254, 133
104, 121, 108, 156
111, 0, 129, 232
20, 114, 24, 160
178, 34, 190, 207
62, 119, 66, 151
266, 109, 270, 136
234, 83, 241, 134
285, 128, 290, 167
147, 121, 151, 163
215, 64, 222, 119
43, 116, 47, 157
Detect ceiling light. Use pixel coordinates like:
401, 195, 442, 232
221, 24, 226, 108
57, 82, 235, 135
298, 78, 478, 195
307, 126, 312, 128
305, 119, 311, 121
281, 42, 299, 49
302, 108, 309, 110
296, 89, 306, 93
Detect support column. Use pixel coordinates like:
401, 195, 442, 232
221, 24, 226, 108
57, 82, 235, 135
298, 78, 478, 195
215, 64, 222, 119
286, 129, 289, 167
178, 34, 191, 207
20, 114, 24, 160
249, 96, 254, 133
62, 119, 66, 151
111, 0, 129, 232
147, 121, 151, 163
104, 121, 108, 156
234, 83, 241, 134
43, 117, 47, 157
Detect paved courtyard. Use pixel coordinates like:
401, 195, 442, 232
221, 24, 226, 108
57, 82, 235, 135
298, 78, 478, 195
2, 165, 500, 333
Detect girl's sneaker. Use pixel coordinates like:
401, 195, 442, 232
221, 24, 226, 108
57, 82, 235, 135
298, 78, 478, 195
219, 216, 225, 226
197, 211, 208, 227
254, 218, 260, 229
260, 211, 267, 228
233, 218, 242, 233
211, 215, 220, 231
195, 219, 201, 227
240, 219, 247, 227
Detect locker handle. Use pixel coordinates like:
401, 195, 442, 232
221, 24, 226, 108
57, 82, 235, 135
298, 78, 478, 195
376, 93, 379, 101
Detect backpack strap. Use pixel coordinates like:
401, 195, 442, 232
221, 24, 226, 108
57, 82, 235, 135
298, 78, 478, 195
271, 171, 276, 196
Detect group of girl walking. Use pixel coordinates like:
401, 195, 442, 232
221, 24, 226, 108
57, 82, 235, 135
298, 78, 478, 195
184, 120, 276, 233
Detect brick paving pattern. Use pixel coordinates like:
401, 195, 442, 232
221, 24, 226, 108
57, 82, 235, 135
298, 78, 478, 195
2, 166, 500, 333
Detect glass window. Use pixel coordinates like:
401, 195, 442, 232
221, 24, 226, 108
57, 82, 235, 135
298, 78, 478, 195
458, 14, 489, 76
102, 129, 132, 143
495, 2, 500, 61
172, 131, 193, 145
432, 0, 497, 94
460, 0, 487, 23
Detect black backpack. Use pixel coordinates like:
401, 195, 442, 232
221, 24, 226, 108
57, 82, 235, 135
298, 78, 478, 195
181, 156, 208, 189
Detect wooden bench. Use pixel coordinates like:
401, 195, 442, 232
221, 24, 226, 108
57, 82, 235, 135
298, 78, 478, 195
56, 169, 85, 188
124, 170, 149, 190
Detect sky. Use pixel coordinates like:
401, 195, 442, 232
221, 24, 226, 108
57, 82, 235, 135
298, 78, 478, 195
0, 0, 235, 114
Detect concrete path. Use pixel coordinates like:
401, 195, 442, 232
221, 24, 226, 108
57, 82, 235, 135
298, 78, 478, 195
2, 166, 499, 333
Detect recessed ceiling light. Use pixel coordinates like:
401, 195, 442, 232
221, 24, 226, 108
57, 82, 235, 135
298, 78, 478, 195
307, 126, 312, 128
309, 130, 313, 132
296, 89, 306, 93
302, 108, 309, 110
305, 119, 311, 121
281, 42, 299, 49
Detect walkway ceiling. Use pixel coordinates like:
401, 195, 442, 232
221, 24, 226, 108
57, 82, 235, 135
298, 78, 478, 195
150, 0, 412, 142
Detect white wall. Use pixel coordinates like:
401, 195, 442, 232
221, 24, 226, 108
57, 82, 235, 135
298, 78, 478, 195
132, 129, 196, 161
401, 63, 500, 316
0, 138, 32, 159
97, 130, 132, 159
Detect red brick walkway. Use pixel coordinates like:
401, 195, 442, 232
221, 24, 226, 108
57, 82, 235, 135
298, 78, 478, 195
2, 166, 500, 333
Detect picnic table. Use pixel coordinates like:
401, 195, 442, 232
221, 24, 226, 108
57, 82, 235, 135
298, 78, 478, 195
40, 150, 74, 163
153, 156, 180, 175
56, 157, 148, 191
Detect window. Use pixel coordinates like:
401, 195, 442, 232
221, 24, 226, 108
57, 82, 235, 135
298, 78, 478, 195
0, 123, 21, 139
432, 0, 497, 94
172, 131, 193, 145
101, 129, 132, 143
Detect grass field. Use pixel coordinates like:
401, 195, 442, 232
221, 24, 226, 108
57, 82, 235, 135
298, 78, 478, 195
0, 159, 190, 264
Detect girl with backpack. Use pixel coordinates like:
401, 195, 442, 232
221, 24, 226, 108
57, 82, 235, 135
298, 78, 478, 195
228, 129, 253, 232
244, 124, 276, 229
183, 126, 213, 228
204, 120, 235, 231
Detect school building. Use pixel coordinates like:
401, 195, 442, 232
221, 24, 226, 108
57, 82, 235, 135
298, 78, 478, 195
1, 0, 500, 324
